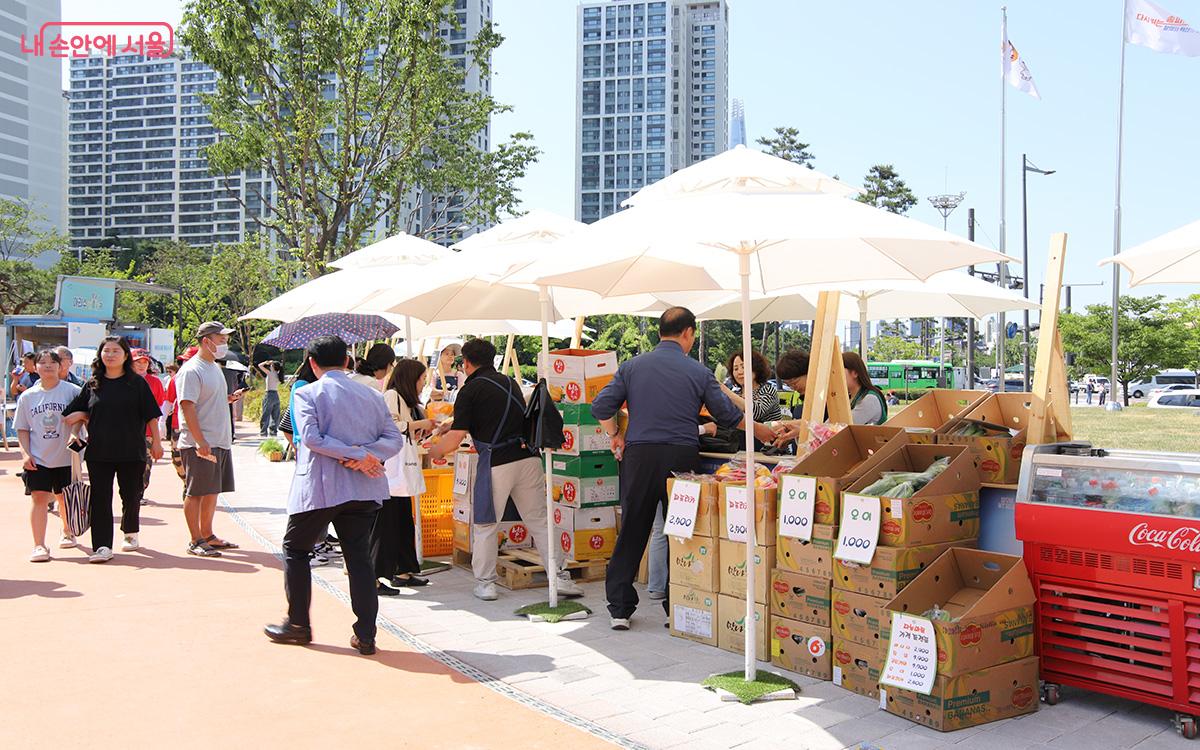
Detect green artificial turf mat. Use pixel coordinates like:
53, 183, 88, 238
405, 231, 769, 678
702, 670, 800, 704
514, 601, 592, 623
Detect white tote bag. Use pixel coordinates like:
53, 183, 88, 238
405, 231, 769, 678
385, 437, 426, 498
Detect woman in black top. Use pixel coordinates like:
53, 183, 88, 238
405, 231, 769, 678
64, 336, 163, 562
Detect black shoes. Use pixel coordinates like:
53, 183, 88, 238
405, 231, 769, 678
392, 575, 429, 587
377, 582, 401, 597
351, 635, 376, 655
264, 620, 313, 645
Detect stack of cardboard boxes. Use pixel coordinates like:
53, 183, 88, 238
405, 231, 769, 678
831, 443, 982, 699
666, 477, 722, 647
451, 451, 534, 556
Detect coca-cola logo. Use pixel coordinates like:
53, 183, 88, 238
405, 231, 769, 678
1129, 522, 1200, 552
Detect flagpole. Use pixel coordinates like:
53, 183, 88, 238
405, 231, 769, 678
1108, 0, 1128, 411
998, 7, 1009, 380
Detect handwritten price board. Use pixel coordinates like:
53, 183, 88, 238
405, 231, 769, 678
880, 612, 937, 695
453, 452, 471, 496
778, 474, 816, 541
834, 493, 880, 565
724, 486, 749, 543
664, 480, 702, 539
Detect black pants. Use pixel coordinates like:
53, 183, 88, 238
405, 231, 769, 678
606, 443, 699, 619
87, 459, 145, 551
370, 496, 420, 580
283, 501, 379, 642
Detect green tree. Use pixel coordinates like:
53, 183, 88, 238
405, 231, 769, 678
869, 335, 923, 362
856, 164, 917, 215
179, 0, 540, 278
755, 126, 814, 168
1167, 294, 1200, 387
0, 198, 69, 317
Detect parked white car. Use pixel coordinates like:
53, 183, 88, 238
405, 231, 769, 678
1128, 370, 1198, 399
1147, 388, 1200, 411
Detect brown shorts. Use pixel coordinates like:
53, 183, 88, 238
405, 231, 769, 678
180, 447, 235, 497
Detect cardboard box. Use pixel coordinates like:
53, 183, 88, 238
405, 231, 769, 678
451, 519, 533, 553
845, 444, 981, 547
832, 588, 890, 649
451, 451, 478, 500
540, 348, 618, 381
553, 504, 616, 562
669, 584, 719, 646
669, 535, 720, 592
885, 548, 1036, 678
550, 454, 619, 509
548, 375, 614, 405
769, 569, 832, 627
717, 593, 769, 658
833, 637, 882, 699
666, 477, 721, 538
556, 403, 612, 457
718, 484, 778, 543
833, 539, 974, 600
885, 389, 990, 441
936, 392, 1069, 484
719, 539, 776, 604
771, 617, 832, 680
777, 523, 836, 579
788, 425, 906, 525
882, 656, 1039, 731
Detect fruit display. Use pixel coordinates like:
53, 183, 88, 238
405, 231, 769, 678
714, 454, 778, 489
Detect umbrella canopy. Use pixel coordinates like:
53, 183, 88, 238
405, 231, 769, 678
623, 144, 859, 206
452, 209, 585, 262
413, 319, 581, 340
1100, 218, 1200, 286
329, 232, 452, 270
259, 313, 399, 351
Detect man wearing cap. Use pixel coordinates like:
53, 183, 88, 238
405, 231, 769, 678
131, 348, 166, 503
176, 322, 243, 557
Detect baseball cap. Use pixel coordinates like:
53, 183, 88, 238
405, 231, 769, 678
196, 321, 234, 339
131, 348, 151, 361
178, 346, 200, 362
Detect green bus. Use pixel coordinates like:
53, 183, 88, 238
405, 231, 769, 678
866, 360, 954, 395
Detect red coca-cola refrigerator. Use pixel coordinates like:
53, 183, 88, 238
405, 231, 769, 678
1016, 443, 1200, 739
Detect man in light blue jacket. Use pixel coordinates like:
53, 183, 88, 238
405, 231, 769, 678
265, 335, 403, 656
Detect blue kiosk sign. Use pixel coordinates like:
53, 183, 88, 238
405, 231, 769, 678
56, 276, 117, 321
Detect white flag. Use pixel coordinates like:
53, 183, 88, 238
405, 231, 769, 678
1125, 0, 1200, 56
1002, 25, 1041, 99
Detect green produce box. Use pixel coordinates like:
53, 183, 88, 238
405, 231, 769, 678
550, 454, 619, 508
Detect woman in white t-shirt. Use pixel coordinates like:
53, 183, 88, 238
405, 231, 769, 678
348, 343, 395, 392
14, 349, 82, 562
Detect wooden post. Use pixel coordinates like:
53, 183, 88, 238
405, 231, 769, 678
502, 334, 517, 378
802, 291, 853, 427
1029, 233, 1070, 444
571, 315, 585, 349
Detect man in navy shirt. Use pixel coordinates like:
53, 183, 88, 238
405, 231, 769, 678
592, 307, 778, 630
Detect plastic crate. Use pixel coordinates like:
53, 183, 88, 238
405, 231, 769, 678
418, 469, 455, 557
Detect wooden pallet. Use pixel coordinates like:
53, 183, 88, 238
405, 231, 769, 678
494, 548, 608, 591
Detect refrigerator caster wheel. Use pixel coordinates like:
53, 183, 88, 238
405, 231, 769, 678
1177, 715, 1197, 740
1041, 684, 1061, 706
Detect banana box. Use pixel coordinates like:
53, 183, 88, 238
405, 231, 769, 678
832, 588, 890, 649
547, 375, 614, 405
844, 444, 980, 547
786, 425, 906, 525
833, 539, 973, 600
550, 454, 619, 509
884, 389, 990, 442
935, 392, 1069, 484
540, 349, 618, 382
882, 656, 1039, 731
718, 539, 775, 604
669, 534, 720, 591
556, 403, 611, 457
669, 584, 718, 646
553, 504, 616, 562
717, 594, 769, 658
769, 569, 832, 627
833, 637, 882, 699
771, 617, 832, 680
666, 477, 720, 537
451, 520, 532, 553
777, 523, 836, 579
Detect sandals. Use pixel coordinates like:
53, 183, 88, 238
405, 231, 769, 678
188, 539, 222, 557
205, 535, 239, 550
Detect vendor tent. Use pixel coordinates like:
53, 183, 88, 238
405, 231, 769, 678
1100, 218, 1200, 286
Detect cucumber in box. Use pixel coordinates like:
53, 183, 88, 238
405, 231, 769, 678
550, 453, 620, 509
556, 403, 611, 457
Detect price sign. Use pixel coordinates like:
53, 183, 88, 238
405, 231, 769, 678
664, 479, 702, 539
778, 474, 817, 541
880, 612, 937, 695
673, 604, 713, 639
453, 452, 471, 495
725, 486, 749, 543
834, 493, 880, 565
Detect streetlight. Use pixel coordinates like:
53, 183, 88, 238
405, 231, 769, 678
927, 192, 966, 380
1022, 154, 1055, 389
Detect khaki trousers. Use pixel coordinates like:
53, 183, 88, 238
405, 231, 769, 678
472, 456, 558, 583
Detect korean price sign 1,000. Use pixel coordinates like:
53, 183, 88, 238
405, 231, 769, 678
778, 474, 816, 541
664, 479, 702, 539
834, 493, 880, 566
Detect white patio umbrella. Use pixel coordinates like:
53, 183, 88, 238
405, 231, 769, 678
1100, 218, 1200, 286
329, 231, 452, 270
506, 191, 1013, 681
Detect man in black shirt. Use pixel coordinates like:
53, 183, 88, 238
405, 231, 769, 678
427, 338, 583, 602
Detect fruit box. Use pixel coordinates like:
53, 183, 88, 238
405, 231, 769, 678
935, 392, 1069, 484
884, 389, 990, 442
669, 535, 720, 592
669, 584, 719, 647
547, 375, 614, 405
718, 484, 778, 543
717, 594, 769, 658
833, 637, 882, 699
769, 569, 832, 627
718, 539, 776, 604
451, 520, 532, 553
787, 425, 907, 525
884, 548, 1035, 678
539, 348, 618, 381
844, 444, 981, 547
882, 655, 1039, 731
777, 523, 836, 579
556, 404, 611, 457
666, 477, 720, 538
553, 504, 616, 562
550, 454, 619, 509
832, 587, 891, 649
452, 450, 479, 500
771, 617, 832, 680
833, 539, 975, 600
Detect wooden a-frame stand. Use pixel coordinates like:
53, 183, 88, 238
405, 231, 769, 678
1028, 233, 1073, 444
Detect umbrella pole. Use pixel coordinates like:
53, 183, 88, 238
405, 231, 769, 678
405, 316, 413, 358
739, 252, 757, 681
540, 285, 558, 609
858, 296, 868, 358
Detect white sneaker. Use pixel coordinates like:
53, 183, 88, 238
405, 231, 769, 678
88, 547, 113, 564
59, 533, 77, 549
29, 545, 50, 562
556, 573, 584, 598
610, 617, 631, 631
473, 582, 499, 601
121, 534, 139, 552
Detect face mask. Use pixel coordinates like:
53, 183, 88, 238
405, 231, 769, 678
208, 341, 229, 359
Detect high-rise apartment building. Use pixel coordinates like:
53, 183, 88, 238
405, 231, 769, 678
0, 1, 64, 240
575, 0, 729, 224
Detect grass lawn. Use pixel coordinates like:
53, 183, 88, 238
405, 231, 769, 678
1067, 404, 1200, 453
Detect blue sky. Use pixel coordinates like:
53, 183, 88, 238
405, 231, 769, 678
65, 0, 1200, 309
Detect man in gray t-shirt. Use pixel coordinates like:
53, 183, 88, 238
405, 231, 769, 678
177, 321, 244, 557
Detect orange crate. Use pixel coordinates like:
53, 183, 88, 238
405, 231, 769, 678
418, 469, 455, 557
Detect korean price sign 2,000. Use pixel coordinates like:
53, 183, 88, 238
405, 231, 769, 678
664, 479, 702, 539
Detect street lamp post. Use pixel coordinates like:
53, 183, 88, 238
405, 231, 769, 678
1021, 155, 1055, 389
927, 192, 966, 384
